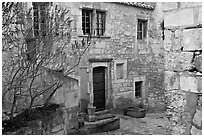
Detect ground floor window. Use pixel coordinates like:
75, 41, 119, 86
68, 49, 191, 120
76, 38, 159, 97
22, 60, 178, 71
133, 76, 146, 98
135, 81, 143, 98
114, 60, 127, 82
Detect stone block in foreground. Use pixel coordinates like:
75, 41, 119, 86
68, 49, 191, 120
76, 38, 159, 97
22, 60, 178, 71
67, 116, 120, 135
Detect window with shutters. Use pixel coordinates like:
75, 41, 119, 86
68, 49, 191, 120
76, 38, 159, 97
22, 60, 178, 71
82, 9, 93, 35
96, 11, 105, 36
137, 19, 147, 40
82, 9, 106, 36
32, 2, 49, 38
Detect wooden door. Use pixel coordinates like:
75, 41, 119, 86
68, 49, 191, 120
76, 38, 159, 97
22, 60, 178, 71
93, 67, 106, 111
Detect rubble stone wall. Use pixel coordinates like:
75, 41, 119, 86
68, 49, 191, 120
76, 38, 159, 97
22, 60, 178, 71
163, 2, 202, 135
59, 2, 166, 112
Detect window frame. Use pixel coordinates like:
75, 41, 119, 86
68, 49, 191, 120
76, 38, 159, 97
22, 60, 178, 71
32, 2, 49, 38
96, 11, 106, 36
81, 8, 106, 36
114, 60, 127, 83
116, 63, 124, 80
137, 19, 148, 40
133, 76, 146, 99
134, 81, 143, 98
82, 9, 93, 35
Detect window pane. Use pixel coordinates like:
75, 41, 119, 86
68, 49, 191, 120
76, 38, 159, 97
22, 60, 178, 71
116, 63, 124, 80
82, 9, 92, 35
32, 2, 49, 37
137, 19, 147, 40
137, 31, 142, 39
138, 22, 142, 31
96, 11, 105, 36
135, 81, 142, 97
143, 21, 147, 38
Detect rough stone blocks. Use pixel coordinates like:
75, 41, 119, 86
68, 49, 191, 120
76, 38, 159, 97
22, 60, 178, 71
180, 73, 202, 93
164, 71, 180, 91
65, 91, 78, 108
191, 126, 202, 135
164, 52, 194, 71
182, 28, 202, 51
193, 109, 202, 127
180, 2, 202, 8
164, 8, 194, 27
194, 55, 202, 72
162, 2, 178, 12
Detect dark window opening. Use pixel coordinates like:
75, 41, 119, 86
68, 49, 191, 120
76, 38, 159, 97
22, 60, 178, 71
161, 20, 165, 40
32, 2, 49, 38
135, 81, 142, 98
137, 19, 147, 40
96, 11, 105, 36
82, 9, 93, 35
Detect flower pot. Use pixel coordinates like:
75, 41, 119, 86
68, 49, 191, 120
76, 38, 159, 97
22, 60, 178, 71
125, 107, 146, 118
87, 105, 96, 116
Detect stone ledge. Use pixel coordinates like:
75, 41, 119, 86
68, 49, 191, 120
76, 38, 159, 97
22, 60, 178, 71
78, 35, 111, 39
67, 116, 120, 135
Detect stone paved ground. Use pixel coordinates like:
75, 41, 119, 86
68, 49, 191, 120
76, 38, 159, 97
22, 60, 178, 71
95, 113, 171, 135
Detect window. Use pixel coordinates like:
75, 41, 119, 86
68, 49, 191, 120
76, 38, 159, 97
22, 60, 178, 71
137, 19, 147, 40
32, 2, 49, 37
96, 11, 105, 36
82, 9, 93, 35
135, 81, 142, 98
82, 9, 106, 36
114, 60, 127, 82
133, 76, 145, 99
116, 63, 124, 80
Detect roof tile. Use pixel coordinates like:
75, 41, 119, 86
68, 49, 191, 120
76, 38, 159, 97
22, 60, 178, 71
119, 2, 155, 10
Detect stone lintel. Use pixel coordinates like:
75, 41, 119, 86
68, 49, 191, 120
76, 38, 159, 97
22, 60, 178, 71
89, 58, 113, 63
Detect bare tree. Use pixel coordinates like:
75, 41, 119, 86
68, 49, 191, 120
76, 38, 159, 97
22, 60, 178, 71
2, 2, 91, 122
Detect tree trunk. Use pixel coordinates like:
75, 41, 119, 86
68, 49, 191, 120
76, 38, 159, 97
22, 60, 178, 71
10, 93, 17, 122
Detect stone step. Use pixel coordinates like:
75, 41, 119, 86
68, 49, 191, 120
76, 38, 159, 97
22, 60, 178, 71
67, 116, 120, 135
96, 113, 115, 121
95, 110, 111, 116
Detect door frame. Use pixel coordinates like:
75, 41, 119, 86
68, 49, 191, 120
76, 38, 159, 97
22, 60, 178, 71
93, 66, 106, 111
89, 62, 109, 110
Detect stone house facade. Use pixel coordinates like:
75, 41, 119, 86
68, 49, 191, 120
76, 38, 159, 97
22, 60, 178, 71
3, 2, 202, 135
56, 2, 165, 113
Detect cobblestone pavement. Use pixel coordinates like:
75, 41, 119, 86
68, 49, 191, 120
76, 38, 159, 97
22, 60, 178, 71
95, 113, 171, 135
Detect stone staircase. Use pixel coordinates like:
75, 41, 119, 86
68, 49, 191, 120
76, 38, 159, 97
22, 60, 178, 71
67, 110, 120, 135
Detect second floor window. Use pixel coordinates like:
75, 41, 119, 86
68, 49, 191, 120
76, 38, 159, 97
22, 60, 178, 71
137, 19, 147, 40
96, 11, 105, 36
82, 9, 106, 36
32, 2, 49, 38
82, 9, 93, 35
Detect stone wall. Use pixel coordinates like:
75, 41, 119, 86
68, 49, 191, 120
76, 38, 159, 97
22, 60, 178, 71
163, 2, 202, 135
59, 2, 166, 112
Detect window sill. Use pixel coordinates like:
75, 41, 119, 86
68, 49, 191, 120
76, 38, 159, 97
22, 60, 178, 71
78, 35, 111, 39
137, 38, 147, 41
115, 79, 126, 83
134, 96, 142, 99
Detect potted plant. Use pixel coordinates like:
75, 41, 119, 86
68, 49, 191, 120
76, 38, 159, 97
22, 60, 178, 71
124, 98, 146, 118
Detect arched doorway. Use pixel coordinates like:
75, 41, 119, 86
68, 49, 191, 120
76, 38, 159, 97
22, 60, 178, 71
93, 66, 106, 111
